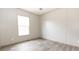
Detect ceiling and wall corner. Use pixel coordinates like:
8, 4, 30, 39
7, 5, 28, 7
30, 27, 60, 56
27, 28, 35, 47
21, 8, 56, 15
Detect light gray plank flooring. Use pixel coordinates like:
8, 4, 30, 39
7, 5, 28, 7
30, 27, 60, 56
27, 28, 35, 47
0, 39, 79, 51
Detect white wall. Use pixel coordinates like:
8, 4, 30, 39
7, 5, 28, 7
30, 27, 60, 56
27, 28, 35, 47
1, 8, 79, 47
0, 8, 40, 47
41, 8, 79, 47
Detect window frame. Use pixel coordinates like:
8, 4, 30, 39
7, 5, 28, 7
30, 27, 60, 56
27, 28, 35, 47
17, 15, 30, 36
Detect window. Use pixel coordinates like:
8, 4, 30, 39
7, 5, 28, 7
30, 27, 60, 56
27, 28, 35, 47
18, 15, 29, 36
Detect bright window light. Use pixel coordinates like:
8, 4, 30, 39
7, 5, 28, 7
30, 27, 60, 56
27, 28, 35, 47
18, 15, 29, 36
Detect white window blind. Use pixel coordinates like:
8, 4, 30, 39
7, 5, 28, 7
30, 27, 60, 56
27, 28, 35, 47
18, 15, 29, 36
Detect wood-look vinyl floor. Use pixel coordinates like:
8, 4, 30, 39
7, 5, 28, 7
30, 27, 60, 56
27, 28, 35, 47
0, 39, 79, 51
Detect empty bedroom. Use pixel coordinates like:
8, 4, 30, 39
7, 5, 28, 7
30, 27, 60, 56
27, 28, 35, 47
0, 8, 79, 51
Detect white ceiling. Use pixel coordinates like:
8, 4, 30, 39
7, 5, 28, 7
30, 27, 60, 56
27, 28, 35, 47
21, 8, 56, 15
